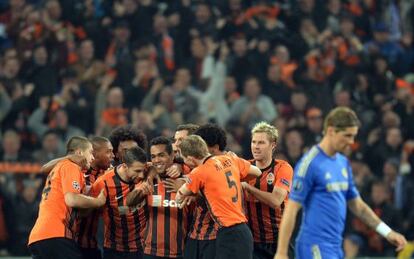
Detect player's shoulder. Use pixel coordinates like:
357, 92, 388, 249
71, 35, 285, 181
294, 146, 321, 177
274, 159, 293, 171
95, 168, 115, 183
58, 159, 81, 172
274, 159, 292, 167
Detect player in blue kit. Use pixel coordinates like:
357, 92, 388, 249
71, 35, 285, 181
274, 107, 407, 259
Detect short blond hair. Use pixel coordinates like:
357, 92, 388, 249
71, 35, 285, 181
178, 135, 209, 159
251, 121, 279, 143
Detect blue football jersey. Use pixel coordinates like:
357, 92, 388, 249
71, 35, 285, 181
290, 145, 359, 247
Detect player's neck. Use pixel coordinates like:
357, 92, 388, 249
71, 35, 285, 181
116, 165, 130, 182
319, 138, 336, 157
200, 154, 212, 165
255, 156, 273, 169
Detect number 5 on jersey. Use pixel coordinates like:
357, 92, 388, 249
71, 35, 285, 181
225, 171, 238, 202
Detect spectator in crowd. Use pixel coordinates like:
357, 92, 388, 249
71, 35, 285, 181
21, 45, 58, 105
9, 177, 41, 256
172, 67, 200, 123
71, 39, 106, 99
229, 76, 276, 129
228, 35, 259, 92
28, 99, 84, 145
199, 40, 231, 126
302, 107, 323, 149
124, 58, 158, 109
285, 90, 308, 129
262, 63, 291, 106
364, 23, 403, 70
365, 127, 403, 175
105, 20, 133, 86
32, 130, 64, 164
0, 83, 11, 127
282, 128, 305, 167
130, 108, 160, 141
57, 68, 92, 133
151, 14, 175, 75
92, 70, 125, 136
141, 78, 180, 131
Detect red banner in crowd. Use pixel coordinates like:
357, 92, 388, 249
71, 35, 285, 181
0, 162, 42, 174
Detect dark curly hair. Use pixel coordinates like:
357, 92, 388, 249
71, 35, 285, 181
109, 124, 148, 155
194, 123, 227, 152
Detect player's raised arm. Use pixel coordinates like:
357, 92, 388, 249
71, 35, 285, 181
347, 197, 407, 251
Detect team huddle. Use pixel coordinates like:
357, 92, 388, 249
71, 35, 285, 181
27, 107, 407, 259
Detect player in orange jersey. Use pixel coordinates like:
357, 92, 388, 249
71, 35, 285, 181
28, 136, 106, 259
39, 136, 114, 259
176, 135, 262, 259
183, 123, 258, 259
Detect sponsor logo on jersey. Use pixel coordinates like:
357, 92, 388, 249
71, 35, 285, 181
162, 199, 178, 207
326, 181, 349, 192
151, 195, 179, 207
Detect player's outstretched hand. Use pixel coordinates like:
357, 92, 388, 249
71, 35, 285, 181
386, 231, 407, 251
273, 253, 288, 259
176, 191, 184, 207
180, 195, 197, 208
139, 181, 153, 196
166, 164, 182, 178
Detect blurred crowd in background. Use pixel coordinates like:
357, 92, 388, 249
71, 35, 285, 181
1, 0, 414, 257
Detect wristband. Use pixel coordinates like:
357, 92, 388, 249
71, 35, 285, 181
376, 222, 392, 237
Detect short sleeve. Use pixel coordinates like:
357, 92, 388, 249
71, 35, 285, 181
274, 162, 294, 192
186, 167, 206, 194
289, 161, 314, 204
61, 162, 83, 195
346, 163, 360, 200
233, 157, 251, 179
